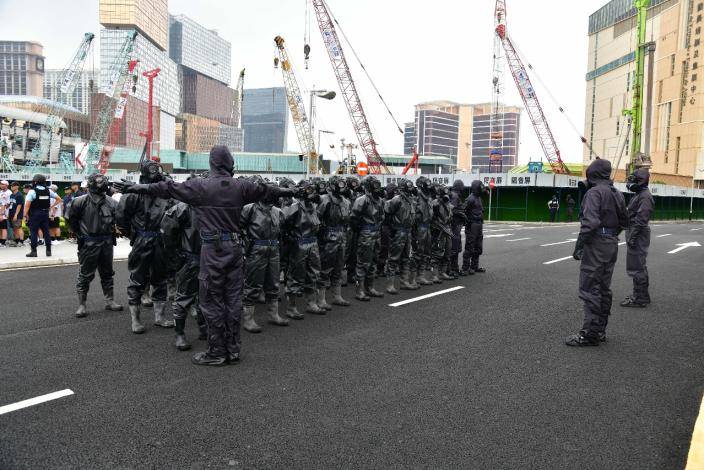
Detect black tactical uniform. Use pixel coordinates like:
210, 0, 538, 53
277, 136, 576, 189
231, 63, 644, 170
161, 200, 208, 351
66, 173, 123, 318
548, 196, 559, 222
566, 195, 576, 222
117, 161, 174, 333
25, 175, 53, 257
240, 195, 289, 332
351, 176, 385, 301
621, 168, 654, 308
377, 183, 397, 277
317, 175, 352, 308
449, 179, 467, 276
277, 177, 297, 286
385, 178, 417, 293
342, 177, 362, 286
461, 180, 486, 275
114, 146, 295, 366
567, 159, 628, 346
430, 184, 454, 283
413, 177, 434, 286
283, 181, 323, 317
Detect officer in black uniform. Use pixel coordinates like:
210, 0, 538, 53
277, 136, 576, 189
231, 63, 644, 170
24, 174, 60, 258
413, 176, 434, 286
377, 182, 397, 277
161, 195, 208, 350
449, 179, 467, 277
66, 173, 123, 318
461, 180, 486, 275
621, 168, 654, 308
342, 176, 361, 286
385, 178, 417, 293
430, 183, 454, 283
317, 175, 352, 309
566, 159, 628, 347
115, 146, 296, 366
283, 179, 323, 318
277, 177, 297, 287
117, 161, 174, 334
548, 195, 560, 222
240, 179, 290, 332
351, 175, 385, 301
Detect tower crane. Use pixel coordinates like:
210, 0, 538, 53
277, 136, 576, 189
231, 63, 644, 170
494, 0, 570, 174
310, 0, 391, 175
25, 32, 95, 170
232, 68, 245, 129
79, 30, 137, 175
274, 35, 318, 175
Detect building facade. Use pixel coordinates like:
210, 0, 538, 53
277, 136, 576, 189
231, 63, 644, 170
179, 66, 234, 124
44, 69, 97, 115
242, 87, 288, 153
585, 0, 704, 185
405, 101, 521, 173
169, 14, 231, 85
99, 0, 169, 51
0, 41, 45, 97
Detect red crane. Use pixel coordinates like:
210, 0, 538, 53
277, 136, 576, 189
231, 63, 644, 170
495, 0, 570, 175
311, 0, 391, 175
139, 68, 161, 162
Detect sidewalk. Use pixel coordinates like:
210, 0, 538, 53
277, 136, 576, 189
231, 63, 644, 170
0, 238, 132, 270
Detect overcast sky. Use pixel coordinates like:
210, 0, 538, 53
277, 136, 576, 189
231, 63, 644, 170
0, 0, 613, 164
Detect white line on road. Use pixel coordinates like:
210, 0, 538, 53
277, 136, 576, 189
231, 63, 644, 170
618, 241, 627, 246
506, 237, 531, 242
0, 389, 74, 416
540, 239, 577, 247
657, 234, 672, 238
651, 224, 662, 227
484, 234, 514, 238
668, 242, 702, 254
543, 256, 574, 265
571, 232, 579, 235
389, 286, 465, 307
691, 228, 703, 231
484, 228, 515, 232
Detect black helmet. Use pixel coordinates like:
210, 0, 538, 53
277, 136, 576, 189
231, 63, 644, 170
470, 180, 485, 196
416, 176, 432, 193
87, 173, 109, 194
31, 174, 47, 187
361, 175, 382, 196
398, 178, 414, 194
139, 160, 164, 184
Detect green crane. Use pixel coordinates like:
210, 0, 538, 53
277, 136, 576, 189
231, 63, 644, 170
624, 0, 651, 174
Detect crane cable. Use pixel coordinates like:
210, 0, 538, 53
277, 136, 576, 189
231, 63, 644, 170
325, 2, 404, 135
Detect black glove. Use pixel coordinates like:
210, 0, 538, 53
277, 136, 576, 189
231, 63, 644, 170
573, 233, 590, 261
112, 179, 136, 194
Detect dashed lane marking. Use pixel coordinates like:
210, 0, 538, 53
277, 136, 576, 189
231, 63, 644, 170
685, 394, 704, 469
540, 239, 577, 247
484, 228, 515, 233
389, 286, 464, 308
691, 228, 703, 231
484, 234, 514, 238
506, 238, 531, 242
657, 234, 672, 238
618, 242, 627, 246
0, 389, 74, 416
543, 256, 573, 265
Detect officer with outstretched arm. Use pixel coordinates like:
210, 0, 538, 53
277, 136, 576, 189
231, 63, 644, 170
114, 146, 296, 366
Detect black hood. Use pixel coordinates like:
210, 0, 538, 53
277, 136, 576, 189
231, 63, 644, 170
627, 168, 650, 192
209, 145, 234, 177
586, 159, 612, 186
452, 180, 465, 193
470, 180, 483, 195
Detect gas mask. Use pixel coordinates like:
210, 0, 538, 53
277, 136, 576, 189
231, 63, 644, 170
346, 178, 360, 197
399, 179, 414, 195
88, 174, 109, 195
140, 161, 164, 183
436, 185, 450, 202
329, 176, 346, 196
299, 183, 320, 204
416, 177, 432, 195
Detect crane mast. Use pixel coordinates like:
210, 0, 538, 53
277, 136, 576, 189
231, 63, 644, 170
495, 0, 570, 175
25, 32, 95, 169
310, 0, 390, 174
80, 30, 137, 174
274, 36, 318, 175
232, 68, 245, 129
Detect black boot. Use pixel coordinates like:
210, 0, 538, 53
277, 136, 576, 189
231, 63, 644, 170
365, 279, 384, 298
619, 296, 647, 308
565, 331, 600, 347
355, 282, 370, 302
104, 289, 124, 311
242, 304, 262, 333
75, 293, 88, 318
191, 351, 227, 366
174, 318, 191, 351
46, 245, 51, 257
26, 249, 37, 258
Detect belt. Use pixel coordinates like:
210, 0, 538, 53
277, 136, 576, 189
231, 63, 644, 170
326, 226, 343, 233
417, 224, 430, 229
360, 224, 380, 232
253, 239, 279, 246
392, 225, 411, 233
81, 234, 112, 242
598, 227, 618, 236
136, 230, 160, 238
297, 237, 317, 245
200, 230, 239, 243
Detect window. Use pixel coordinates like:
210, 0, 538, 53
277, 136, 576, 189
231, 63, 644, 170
694, 74, 698, 81
694, 62, 699, 70
616, 119, 620, 135
671, 55, 677, 76
696, 39, 701, 47
698, 27, 702, 35
698, 14, 703, 22
675, 136, 681, 173
658, 80, 663, 102
698, 2, 703, 12
658, 101, 673, 153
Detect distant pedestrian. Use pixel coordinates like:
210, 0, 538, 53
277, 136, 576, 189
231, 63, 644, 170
8, 182, 25, 246
48, 184, 63, 243
548, 195, 559, 222
23, 174, 62, 257
566, 194, 576, 222
0, 180, 10, 248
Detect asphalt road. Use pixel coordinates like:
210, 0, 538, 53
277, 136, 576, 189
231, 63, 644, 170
1, 222, 703, 469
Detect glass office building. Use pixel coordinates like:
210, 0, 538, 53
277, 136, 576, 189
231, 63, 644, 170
44, 69, 97, 115
99, 0, 169, 51
242, 87, 288, 153
471, 110, 520, 173
403, 122, 416, 155
169, 14, 231, 85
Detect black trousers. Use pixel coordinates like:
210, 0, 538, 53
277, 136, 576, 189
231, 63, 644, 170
286, 242, 321, 296
412, 225, 432, 273
626, 228, 651, 303
355, 230, 380, 283
244, 244, 280, 304
76, 241, 114, 296
28, 210, 51, 250
579, 235, 618, 337
450, 223, 463, 272
462, 222, 483, 270
126, 236, 167, 305
199, 241, 244, 359
386, 228, 413, 276
320, 235, 345, 288
549, 209, 557, 222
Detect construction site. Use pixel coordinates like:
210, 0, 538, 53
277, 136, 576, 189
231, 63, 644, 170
0, 0, 703, 219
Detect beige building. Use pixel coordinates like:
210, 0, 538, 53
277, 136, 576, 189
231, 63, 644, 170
585, 0, 704, 186
0, 41, 45, 97
99, 0, 169, 51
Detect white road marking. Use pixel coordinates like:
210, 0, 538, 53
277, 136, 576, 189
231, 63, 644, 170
618, 242, 627, 246
543, 256, 573, 265
389, 286, 465, 307
506, 237, 531, 242
657, 234, 672, 238
484, 228, 515, 232
484, 234, 514, 238
651, 224, 662, 227
668, 242, 702, 254
691, 228, 703, 231
0, 389, 74, 416
571, 232, 579, 235
540, 239, 577, 247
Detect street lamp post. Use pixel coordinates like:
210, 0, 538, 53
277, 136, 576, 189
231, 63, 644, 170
308, 89, 336, 177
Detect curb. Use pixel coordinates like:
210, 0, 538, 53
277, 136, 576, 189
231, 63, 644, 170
0, 256, 128, 271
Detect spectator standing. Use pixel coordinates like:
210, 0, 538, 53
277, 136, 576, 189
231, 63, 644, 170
0, 180, 10, 248
48, 184, 63, 243
9, 182, 25, 246
547, 195, 559, 223
566, 194, 576, 222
